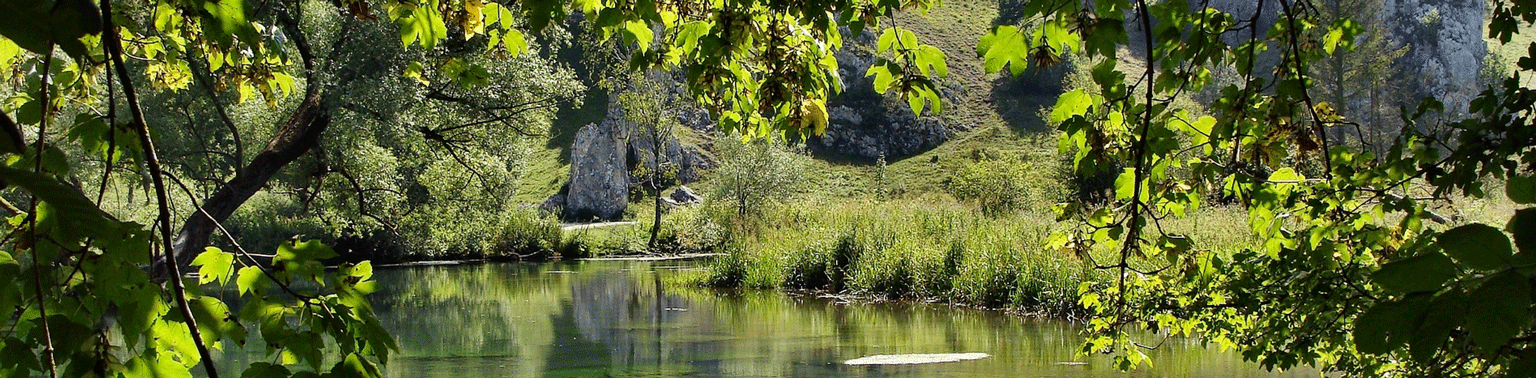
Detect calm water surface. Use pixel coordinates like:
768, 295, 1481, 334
214, 260, 1312, 377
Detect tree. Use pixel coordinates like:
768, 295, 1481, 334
615, 77, 682, 250
1312, 0, 1410, 155
974, 0, 1536, 375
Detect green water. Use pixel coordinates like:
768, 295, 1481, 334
213, 260, 1312, 377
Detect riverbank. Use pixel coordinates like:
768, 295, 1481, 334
664, 199, 1092, 314
660, 198, 1263, 316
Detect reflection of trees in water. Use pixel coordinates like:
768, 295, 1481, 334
566, 263, 710, 371
371, 263, 573, 377
254, 261, 1308, 377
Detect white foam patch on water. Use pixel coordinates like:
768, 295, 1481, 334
843, 353, 991, 365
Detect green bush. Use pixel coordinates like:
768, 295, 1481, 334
224, 191, 330, 257
709, 136, 805, 217
782, 240, 834, 290
661, 204, 728, 252
945, 156, 1057, 217
705, 245, 750, 287
492, 209, 564, 259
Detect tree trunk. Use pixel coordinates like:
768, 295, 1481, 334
153, 93, 330, 276
650, 190, 662, 250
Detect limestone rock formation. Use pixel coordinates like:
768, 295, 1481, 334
1379, 0, 1487, 116
808, 30, 956, 160
561, 94, 715, 220
565, 120, 630, 221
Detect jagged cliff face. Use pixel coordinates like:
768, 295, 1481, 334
1195, 0, 1487, 115
1380, 0, 1488, 116
813, 29, 956, 161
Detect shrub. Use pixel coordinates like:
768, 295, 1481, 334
224, 191, 330, 257
782, 240, 834, 290
661, 204, 728, 252
705, 245, 750, 287
946, 156, 1053, 216
492, 209, 563, 260
710, 136, 804, 217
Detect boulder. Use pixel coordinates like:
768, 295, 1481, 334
564, 120, 630, 221
669, 186, 702, 204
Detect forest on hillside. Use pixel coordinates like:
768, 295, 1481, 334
2, 0, 1536, 376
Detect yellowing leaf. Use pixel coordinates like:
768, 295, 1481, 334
799, 98, 829, 135
403, 61, 430, 85
0, 37, 17, 68
461, 0, 484, 39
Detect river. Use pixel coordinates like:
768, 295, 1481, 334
212, 260, 1313, 377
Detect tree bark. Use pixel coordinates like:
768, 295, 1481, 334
153, 93, 330, 276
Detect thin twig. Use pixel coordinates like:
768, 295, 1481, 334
30, 41, 59, 378
101, 0, 220, 375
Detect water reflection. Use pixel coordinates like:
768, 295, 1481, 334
216, 260, 1311, 377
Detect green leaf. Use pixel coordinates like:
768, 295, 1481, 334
865, 62, 898, 93
1353, 296, 1430, 354
200, 0, 258, 49
1051, 89, 1093, 124
623, 20, 653, 53
329, 353, 381, 378
152, 320, 200, 368
241, 363, 290, 378
0, 166, 112, 245
1439, 223, 1514, 270
403, 62, 427, 85
0, 0, 101, 58
877, 27, 898, 54
236, 266, 266, 295
1507, 209, 1536, 255
395, 1, 448, 49
1508, 174, 1536, 204
1372, 252, 1458, 293
1467, 271, 1531, 352
152, 353, 195, 378
276, 239, 338, 264
522, 0, 563, 32
977, 25, 1029, 76
675, 21, 709, 54
192, 247, 236, 285
1114, 167, 1137, 201
1410, 292, 1467, 364
0, 338, 39, 372
190, 296, 246, 347
502, 29, 527, 56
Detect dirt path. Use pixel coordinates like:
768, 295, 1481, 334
560, 221, 638, 231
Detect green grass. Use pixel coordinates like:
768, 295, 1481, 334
665, 198, 1097, 314
1486, 5, 1536, 88
512, 89, 607, 205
